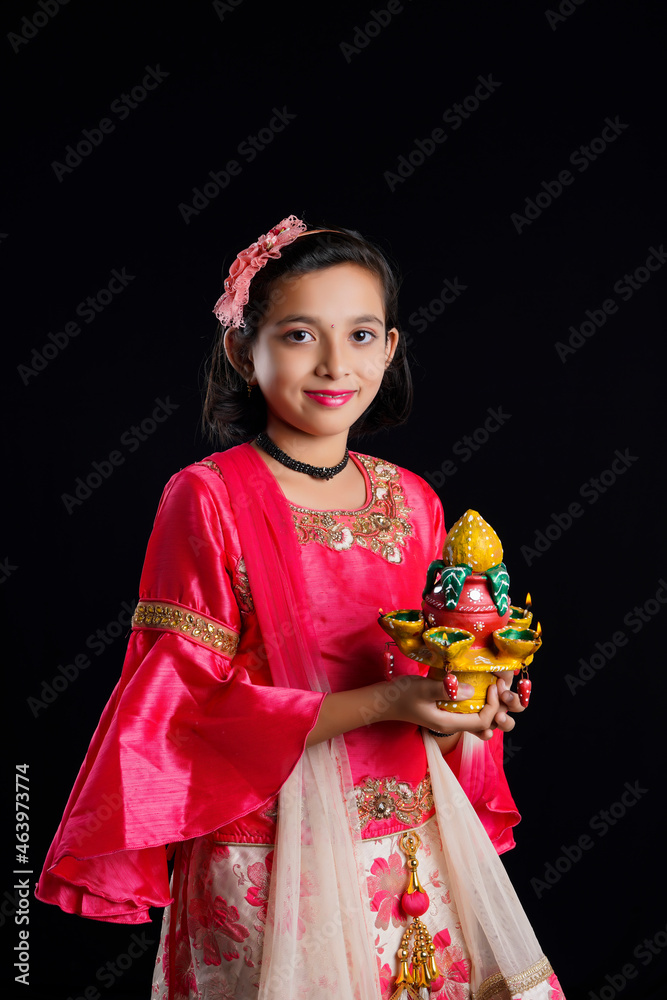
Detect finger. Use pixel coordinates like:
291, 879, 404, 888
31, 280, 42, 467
476, 683, 499, 728
499, 690, 525, 714
494, 713, 516, 732
472, 727, 495, 742
496, 674, 516, 706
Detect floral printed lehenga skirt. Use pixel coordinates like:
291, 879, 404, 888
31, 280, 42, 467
151, 804, 564, 1000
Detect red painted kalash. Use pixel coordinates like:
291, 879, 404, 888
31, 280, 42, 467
379, 510, 541, 714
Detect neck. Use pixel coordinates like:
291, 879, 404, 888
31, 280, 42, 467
261, 418, 350, 469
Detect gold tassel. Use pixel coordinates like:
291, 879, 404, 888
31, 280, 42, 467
390, 832, 441, 996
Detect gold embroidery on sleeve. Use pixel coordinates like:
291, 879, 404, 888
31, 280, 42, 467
233, 557, 254, 614
132, 601, 238, 655
194, 458, 224, 477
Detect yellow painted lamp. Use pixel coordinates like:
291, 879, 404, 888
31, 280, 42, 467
379, 510, 541, 713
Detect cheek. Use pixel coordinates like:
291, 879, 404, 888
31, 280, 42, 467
358, 346, 388, 385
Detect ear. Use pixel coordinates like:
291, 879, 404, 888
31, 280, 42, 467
384, 327, 400, 367
224, 327, 255, 383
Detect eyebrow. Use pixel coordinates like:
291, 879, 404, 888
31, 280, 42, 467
276, 313, 385, 326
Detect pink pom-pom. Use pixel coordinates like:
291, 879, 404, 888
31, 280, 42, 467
401, 890, 430, 917
429, 976, 445, 992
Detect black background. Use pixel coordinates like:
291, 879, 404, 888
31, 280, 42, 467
3, 0, 666, 997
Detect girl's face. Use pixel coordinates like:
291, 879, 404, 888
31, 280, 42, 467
245, 263, 399, 441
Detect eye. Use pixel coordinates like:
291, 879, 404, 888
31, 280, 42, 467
285, 329, 315, 343
350, 329, 377, 344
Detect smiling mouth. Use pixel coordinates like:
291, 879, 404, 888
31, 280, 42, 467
303, 390, 357, 406
304, 391, 356, 397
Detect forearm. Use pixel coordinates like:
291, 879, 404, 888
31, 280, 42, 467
305, 674, 515, 749
305, 680, 464, 752
306, 682, 393, 746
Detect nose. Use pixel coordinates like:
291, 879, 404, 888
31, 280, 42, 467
314, 340, 350, 380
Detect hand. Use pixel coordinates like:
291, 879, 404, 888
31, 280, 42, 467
384, 672, 522, 740
466, 672, 526, 742
387, 671, 525, 742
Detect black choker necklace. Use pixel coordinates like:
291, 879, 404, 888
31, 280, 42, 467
256, 432, 349, 481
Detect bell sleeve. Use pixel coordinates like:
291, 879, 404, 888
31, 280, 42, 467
35, 464, 325, 923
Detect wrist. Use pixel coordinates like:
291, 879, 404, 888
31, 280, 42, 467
363, 680, 398, 725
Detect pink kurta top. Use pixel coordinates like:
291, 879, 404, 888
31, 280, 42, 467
35, 445, 519, 925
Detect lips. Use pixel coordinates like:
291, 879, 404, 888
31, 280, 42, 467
304, 390, 357, 407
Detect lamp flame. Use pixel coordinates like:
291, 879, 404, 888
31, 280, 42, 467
536, 621, 542, 637
525, 592, 532, 610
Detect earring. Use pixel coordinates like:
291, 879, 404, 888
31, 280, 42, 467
247, 382, 253, 397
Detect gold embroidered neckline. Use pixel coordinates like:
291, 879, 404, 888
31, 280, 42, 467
195, 451, 416, 566
289, 454, 414, 564
286, 452, 372, 515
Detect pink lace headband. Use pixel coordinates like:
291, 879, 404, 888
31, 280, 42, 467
213, 214, 327, 328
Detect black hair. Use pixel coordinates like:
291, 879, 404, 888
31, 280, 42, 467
202, 224, 413, 447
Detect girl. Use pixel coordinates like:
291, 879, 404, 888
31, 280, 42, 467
37, 216, 565, 1000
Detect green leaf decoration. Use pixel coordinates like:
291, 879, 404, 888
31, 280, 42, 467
485, 562, 510, 615
424, 564, 473, 609
441, 565, 473, 608
422, 560, 446, 599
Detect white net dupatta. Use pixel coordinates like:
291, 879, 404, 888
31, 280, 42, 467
425, 732, 551, 998
258, 733, 381, 999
